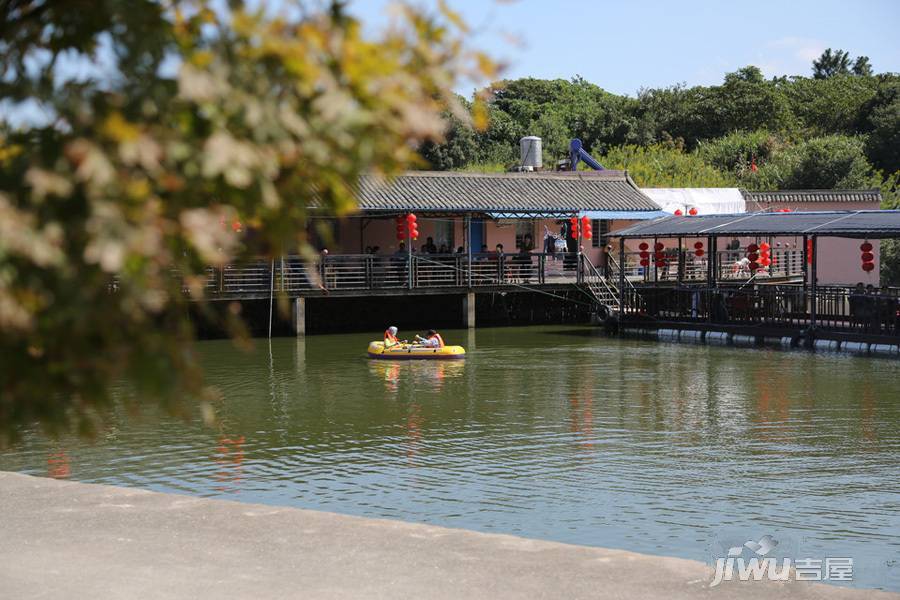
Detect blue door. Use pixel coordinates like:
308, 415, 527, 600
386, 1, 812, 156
470, 218, 485, 253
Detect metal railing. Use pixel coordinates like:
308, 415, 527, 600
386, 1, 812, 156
621, 283, 900, 336
617, 249, 805, 283
580, 254, 619, 311
195, 252, 585, 297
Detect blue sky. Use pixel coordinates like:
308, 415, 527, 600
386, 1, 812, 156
350, 0, 900, 97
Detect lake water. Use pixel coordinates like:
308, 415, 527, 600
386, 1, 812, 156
2, 326, 899, 590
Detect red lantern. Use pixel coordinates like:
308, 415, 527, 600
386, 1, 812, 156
638, 242, 649, 251
639, 251, 650, 259
759, 242, 770, 252
654, 242, 664, 252
688, 207, 698, 216
695, 249, 705, 257
861, 240, 875, 272
749, 261, 759, 271
581, 216, 592, 240
747, 252, 759, 262
655, 260, 666, 268
760, 256, 771, 267
640, 259, 650, 267
747, 243, 759, 253
674, 209, 683, 216
693, 241, 704, 250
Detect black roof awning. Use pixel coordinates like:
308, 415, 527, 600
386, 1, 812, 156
611, 210, 900, 239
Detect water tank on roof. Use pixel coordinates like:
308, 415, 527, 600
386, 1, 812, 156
519, 136, 542, 169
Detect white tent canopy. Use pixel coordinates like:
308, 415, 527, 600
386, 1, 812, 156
641, 188, 746, 216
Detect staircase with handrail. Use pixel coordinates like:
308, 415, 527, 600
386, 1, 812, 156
579, 254, 621, 317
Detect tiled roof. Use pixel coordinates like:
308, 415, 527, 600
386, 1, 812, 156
743, 189, 882, 204
355, 171, 659, 214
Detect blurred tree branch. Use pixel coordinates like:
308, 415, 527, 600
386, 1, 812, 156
0, 0, 496, 445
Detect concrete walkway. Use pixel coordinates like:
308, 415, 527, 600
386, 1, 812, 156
0, 471, 895, 600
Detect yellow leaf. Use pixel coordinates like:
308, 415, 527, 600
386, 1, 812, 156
472, 98, 489, 131
101, 113, 140, 143
438, 0, 469, 33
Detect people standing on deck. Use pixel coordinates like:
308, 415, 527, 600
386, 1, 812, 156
415, 329, 444, 348
423, 237, 437, 254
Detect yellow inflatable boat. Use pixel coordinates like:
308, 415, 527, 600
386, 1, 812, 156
367, 341, 466, 360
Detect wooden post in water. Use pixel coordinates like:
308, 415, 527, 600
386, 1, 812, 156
292, 297, 306, 336
268, 259, 275, 339
464, 292, 475, 329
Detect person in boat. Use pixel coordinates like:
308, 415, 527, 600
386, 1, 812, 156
414, 329, 444, 348
384, 326, 404, 348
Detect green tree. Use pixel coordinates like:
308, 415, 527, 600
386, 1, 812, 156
861, 78, 900, 174
0, 0, 492, 445
779, 75, 878, 136
695, 130, 783, 176
420, 103, 479, 171
599, 144, 737, 188
812, 48, 851, 79
746, 135, 878, 190
853, 56, 873, 77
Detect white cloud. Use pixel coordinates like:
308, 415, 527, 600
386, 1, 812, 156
765, 36, 825, 62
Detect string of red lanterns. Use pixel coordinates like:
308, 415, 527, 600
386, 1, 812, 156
861, 241, 875, 272
638, 242, 650, 267
654, 242, 666, 268
397, 214, 419, 242
759, 242, 771, 268
568, 216, 593, 241
746, 242, 759, 272
407, 213, 419, 240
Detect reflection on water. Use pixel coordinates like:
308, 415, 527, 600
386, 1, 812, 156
2, 326, 899, 591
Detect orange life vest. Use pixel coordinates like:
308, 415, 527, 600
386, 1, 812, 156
429, 333, 445, 348
384, 330, 399, 344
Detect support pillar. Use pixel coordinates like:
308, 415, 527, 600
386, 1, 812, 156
810, 235, 818, 331
463, 292, 476, 329
465, 214, 472, 288
292, 297, 306, 336
618, 241, 626, 314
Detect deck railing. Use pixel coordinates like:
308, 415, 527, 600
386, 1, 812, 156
199, 252, 584, 297
617, 249, 805, 283
623, 283, 900, 336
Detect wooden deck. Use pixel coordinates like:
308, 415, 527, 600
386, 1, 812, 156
190, 253, 589, 300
